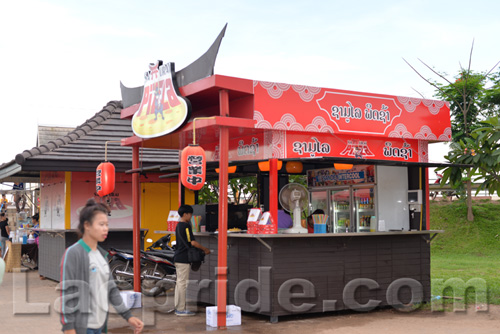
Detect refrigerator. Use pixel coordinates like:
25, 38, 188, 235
310, 186, 377, 233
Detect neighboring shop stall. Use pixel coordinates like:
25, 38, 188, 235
0, 102, 187, 280
37, 171, 193, 281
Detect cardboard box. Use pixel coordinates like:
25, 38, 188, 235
120, 291, 142, 309
206, 305, 241, 327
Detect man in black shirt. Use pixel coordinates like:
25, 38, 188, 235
174, 205, 210, 316
0, 213, 10, 258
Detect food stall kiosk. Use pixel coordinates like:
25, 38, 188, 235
121, 65, 451, 324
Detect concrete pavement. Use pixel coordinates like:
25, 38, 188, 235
1, 270, 499, 334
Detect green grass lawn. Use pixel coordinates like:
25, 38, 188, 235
431, 253, 499, 307
430, 200, 500, 306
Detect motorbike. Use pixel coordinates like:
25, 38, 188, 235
430, 172, 459, 201
109, 234, 177, 296
108, 248, 144, 290
140, 235, 177, 296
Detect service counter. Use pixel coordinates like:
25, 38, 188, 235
185, 231, 441, 322
37, 228, 147, 281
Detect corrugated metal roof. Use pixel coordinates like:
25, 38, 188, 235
7, 100, 179, 174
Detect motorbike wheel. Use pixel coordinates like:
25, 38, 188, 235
110, 259, 134, 290
141, 264, 169, 296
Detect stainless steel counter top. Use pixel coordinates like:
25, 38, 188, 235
37, 228, 149, 233
155, 230, 443, 238
227, 230, 443, 238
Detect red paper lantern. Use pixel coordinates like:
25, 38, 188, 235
180, 144, 206, 191
96, 162, 115, 197
334, 163, 353, 170
215, 166, 237, 173
285, 161, 303, 173
258, 160, 283, 172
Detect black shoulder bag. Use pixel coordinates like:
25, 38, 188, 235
179, 226, 205, 271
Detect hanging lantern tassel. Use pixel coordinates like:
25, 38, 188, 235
96, 162, 115, 197
181, 144, 206, 191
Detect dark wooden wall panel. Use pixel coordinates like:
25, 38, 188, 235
186, 234, 431, 318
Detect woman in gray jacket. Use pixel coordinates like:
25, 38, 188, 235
59, 199, 143, 334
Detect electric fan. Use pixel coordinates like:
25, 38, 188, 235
279, 183, 309, 233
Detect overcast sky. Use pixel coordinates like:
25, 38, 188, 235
1, 0, 499, 169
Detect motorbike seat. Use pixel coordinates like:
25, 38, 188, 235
147, 250, 175, 261
111, 248, 133, 254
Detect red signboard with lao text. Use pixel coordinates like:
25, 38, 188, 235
286, 133, 427, 162
202, 134, 267, 163
200, 131, 428, 163
253, 81, 451, 142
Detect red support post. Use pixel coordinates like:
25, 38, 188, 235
132, 146, 141, 292
425, 168, 430, 230
178, 173, 182, 208
269, 158, 279, 233
217, 89, 229, 328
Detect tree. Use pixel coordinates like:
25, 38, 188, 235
441, 117, 500, 197
405, 43, 499, 143
197, 174, 308, 206
198, 176, 258, 206
198, 180, 220, 204
228, 177, 258, 205
434, 70, 488, 142
405, 43, 500, 221
483, 71, 500, 113
435, 72, 500, 221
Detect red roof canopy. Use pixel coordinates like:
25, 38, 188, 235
121, 74, 451, 164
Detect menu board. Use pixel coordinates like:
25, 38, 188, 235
167, 210, 180, 222
307, 165, 375, 188
259, 212, 272, 225
247, 208, 262, 222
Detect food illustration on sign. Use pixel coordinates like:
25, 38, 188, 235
340, 140, 374, 158
132, 61, 191, 138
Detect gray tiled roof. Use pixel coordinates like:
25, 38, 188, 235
10, 101, 179, 173
37, 125, 76, 147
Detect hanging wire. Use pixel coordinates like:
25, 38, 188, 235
192, 117, 216, 145
104, 140, 122, 161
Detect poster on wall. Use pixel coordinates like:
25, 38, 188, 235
71, 182, 133, 229
51, 182, 65, 229
40, 185, 53, 229
307, 165, 375, 188
40, 171, 66, 229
